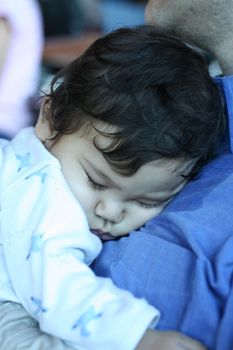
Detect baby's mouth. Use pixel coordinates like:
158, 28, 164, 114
90, 229, 115, 241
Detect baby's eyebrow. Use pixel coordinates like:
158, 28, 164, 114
141, 178, 186, 203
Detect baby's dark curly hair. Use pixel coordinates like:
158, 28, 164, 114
44, 25, 226, 178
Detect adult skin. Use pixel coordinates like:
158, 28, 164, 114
145, 0, 233, 75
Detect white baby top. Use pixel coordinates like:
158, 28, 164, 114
0, 127, 159, 350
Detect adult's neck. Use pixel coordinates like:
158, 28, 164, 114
215, 39, 233, 76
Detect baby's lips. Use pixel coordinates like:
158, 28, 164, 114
90, 229, 115, 241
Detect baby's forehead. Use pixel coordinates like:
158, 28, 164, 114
144, 156, 195, 176
80, 120, 118, 142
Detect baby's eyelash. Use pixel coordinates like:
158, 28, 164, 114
136, 201, 161, 209
85, 171, 108, 191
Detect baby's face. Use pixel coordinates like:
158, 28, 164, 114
38, 121, 189, 240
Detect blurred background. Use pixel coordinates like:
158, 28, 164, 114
0, 0, 148, 138
40, 0, 147, 80
39, 0, 146, 38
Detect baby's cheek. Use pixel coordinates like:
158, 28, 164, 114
129, 209, 160, 231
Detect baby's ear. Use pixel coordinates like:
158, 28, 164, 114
35, 98, 57, 142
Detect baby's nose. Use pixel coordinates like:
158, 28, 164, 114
95, 200, 124, 224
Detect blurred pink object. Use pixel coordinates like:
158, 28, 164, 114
0, 0, 43, 137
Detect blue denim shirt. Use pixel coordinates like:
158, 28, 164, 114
92, 75, 233, 350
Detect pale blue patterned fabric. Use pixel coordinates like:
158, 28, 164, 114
0, 128, 159, 350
